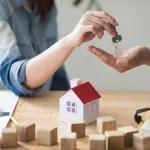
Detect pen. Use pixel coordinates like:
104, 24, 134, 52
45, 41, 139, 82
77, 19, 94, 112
11, 116, 19, 125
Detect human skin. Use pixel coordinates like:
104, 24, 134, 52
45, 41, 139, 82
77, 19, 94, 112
88, 45, 150, 73
26, 11, 118, 88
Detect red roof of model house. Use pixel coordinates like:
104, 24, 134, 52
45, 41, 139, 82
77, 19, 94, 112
61, 82, 101, 104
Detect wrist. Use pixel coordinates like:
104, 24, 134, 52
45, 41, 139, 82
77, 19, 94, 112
142, 47, 150, 65
64, 34, 77, 50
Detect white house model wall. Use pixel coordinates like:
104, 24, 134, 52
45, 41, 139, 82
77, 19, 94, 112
59, 79, 101, 125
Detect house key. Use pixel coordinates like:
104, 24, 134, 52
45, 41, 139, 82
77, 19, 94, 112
112, 26, 123, 57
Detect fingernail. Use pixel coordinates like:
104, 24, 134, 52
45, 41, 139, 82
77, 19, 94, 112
115, 21, 119, 26
92, 46, 95, 50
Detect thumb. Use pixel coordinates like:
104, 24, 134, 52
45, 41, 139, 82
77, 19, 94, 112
88, 46, 107, 56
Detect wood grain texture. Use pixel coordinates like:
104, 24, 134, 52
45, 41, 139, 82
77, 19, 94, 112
6, 91, 150, 150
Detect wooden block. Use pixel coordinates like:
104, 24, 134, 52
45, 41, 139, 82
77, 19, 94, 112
89, 134, 106, 150
97, 116, 116, 134
37, 127, 57, 146
105, 131, 124, 150
60, 132, 77, 150
118, 126, 138, 147
133, 141, 150, 150
1, 128, 17, 148
0, 139, 2, 150
16, 123, 35, 142
133, 132, 150, 144
133, 132, 150, 150
68, 121, 85, 138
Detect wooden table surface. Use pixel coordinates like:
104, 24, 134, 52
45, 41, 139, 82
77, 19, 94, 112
7, 92, 150, 150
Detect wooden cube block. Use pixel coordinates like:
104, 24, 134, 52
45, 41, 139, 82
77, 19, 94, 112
97, 116, 116, 134
105, 131, 124, 150
133, 141, 150, 150
133, 133, 150, 150
118, 126, 138, 147
89, 134, 106, 150
0, 140, 1, 150
1, 128, 17, 148
60, 132, 77, 150
37, 127, 57, 146
68, 121, 85, 138
16, 123, 35, 142
0, 145, 1, 150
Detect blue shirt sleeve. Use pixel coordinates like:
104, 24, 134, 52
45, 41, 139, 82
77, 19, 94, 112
0, 1, 43, 96
0, 37, 43, 97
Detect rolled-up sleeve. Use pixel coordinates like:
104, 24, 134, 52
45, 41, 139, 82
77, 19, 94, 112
0, 20, 43, 97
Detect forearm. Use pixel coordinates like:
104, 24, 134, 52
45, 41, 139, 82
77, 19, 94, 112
25, 35, 74, 89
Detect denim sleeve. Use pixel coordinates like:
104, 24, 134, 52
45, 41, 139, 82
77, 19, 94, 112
0, 20, 43, 97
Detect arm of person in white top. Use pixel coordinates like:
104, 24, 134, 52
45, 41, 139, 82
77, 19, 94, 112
0, 11, 118, 96
25, 11, 118, 89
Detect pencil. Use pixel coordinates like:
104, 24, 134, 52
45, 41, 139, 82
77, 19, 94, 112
11, 116, 19, 125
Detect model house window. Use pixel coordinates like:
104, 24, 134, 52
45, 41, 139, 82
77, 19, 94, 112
67, 107, 71, 112
66, 101, 76, 113
67, 101, 71, 106
92, 102, 97, 111
72, 102, 75, 107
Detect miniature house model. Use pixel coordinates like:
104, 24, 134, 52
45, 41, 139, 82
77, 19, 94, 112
59, 79, 101, 125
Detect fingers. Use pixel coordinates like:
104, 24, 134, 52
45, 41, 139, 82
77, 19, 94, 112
86, 13, 116, 36
97, 32, 104, 39
86, 11, 119, 26
82, 19, 104, 38
88, 46, 143, 73
84, 26, 97, 35
88, 46, 117, 68
88, 46, 129, 73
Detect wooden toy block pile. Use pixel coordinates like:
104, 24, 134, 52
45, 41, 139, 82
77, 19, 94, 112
0, 122, 57, 149
95, 116, 150, 150
0, 121, 85, 149
0, 116, 150, 150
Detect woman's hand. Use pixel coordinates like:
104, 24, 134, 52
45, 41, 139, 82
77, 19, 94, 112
88, 46, 150, 73
68, 11, 119, 48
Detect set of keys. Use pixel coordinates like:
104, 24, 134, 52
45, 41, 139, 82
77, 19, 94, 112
112, 26, 123, 57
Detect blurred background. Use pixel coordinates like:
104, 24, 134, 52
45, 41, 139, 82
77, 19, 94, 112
56, 0, 150, 92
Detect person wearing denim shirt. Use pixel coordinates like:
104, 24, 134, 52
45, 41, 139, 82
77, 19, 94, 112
0, 0, 118, 97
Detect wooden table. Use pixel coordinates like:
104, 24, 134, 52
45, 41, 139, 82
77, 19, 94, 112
7, 92, 150, 150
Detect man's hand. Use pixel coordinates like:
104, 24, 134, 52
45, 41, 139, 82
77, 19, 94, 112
88, 46, 150, 73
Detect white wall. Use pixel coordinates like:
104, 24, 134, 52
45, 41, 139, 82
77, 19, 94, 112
60, 90, 84, 122
56, 0, 150, 92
